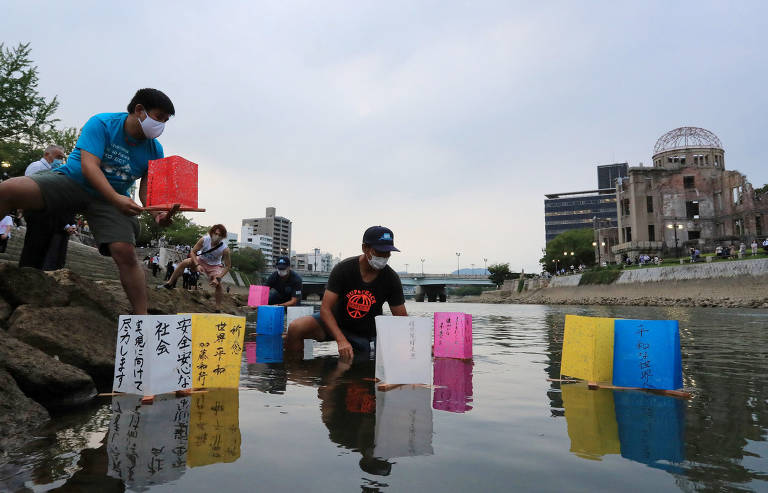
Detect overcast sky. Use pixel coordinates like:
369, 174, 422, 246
3, 1, 768, 273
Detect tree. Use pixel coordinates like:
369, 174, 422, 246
540, 228, 595, 273
0, 42, 76, 176
487, 263, 516, 288
230, 247, 266, 282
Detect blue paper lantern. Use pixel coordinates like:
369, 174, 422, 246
613, 319, 682, 390
256, 305, 285, 335
256, 334, 284, 363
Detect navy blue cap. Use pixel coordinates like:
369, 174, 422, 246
362, 226, 400, 252
276, 256, 290, 269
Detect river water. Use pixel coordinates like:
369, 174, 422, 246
1, 302, 767, 492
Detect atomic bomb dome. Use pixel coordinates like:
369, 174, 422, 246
651, 127, 725, 169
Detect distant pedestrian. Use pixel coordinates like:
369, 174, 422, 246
0, 214, 13, 253
763, 238, 768, 253
151, 254, 160, 277
739, 242, 746, 258
182, 266, 191, 289
165, 260, 174, 281
751, 240, 758, 255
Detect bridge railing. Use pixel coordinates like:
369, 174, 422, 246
293, 269, 489, 280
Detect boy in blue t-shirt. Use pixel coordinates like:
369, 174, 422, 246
0, 88, 178, 314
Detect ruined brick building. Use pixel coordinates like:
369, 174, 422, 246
603, 127, 768, 262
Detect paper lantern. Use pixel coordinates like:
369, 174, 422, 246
375, 316, 432, 385
247, 285, 269, 307
560, 315, 615, 383
145, 156, 203, 211
612, 319, 682, 390
256, 305, 284, 335
433, 312, 472, 359
286, 306, 314, 328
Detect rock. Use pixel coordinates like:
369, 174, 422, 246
8, 305, 116, 389
0, 336, 97, 408
0, 263, 69, 308
0, 296, 12, 323
46, 269, 125, 320
0, 367, 49, 453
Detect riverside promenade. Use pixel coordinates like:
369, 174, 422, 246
475, 258, 768, 309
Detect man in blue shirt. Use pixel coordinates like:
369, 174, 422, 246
0, 88, 177, 314
265, 256, 303, 306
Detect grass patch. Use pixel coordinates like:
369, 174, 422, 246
579, 269, 621, 285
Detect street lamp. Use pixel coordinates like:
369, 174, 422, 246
420, 258, 425, 276
483, 257, 488, 274
405, 263, 408, 274
456, 252, 461, 276
667, 223, 684, 259
471, 263, 475, 277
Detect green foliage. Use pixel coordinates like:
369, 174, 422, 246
230, 247, 266, 283
448, 285, 483, 296
755, 184, 768, 196
540, 228, 596, 273
579, 268, 621, 285
137, 212, 208, 247
487, 263, 517, 288
0, 42, 76, 176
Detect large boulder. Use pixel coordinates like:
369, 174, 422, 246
0, 263, 69, 307
0, 336, 97, 409
8, 305, 116, 389
0, 367, 49, 453
47, 269, 127, 320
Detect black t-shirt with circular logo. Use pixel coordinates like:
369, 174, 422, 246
326, 256, 405, 338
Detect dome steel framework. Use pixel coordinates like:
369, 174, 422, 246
653, 127, 723, 155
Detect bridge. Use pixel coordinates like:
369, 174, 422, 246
295, 270, 493, 302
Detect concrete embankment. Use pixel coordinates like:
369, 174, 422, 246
470, 258, 768, 308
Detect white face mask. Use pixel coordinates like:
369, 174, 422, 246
210, 234, 223, 244
367, 252, 389, 270
139, 111, 165, 139
277, 269, 289, 277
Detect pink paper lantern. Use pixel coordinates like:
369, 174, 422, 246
433, 312, 472, 359
433, 357, 473, 413
248, 285, 269, 307
245, 341, 256, 364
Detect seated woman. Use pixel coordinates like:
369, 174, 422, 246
158, 224, 231, 311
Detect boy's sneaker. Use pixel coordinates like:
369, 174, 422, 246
156, 283, 174, 290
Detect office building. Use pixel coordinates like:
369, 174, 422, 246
597, 163, 629, 189
240, 234, 273, 266
544, 190, 618, 243
241, 207, 291, 265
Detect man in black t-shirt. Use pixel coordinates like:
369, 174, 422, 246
266, 256, 303, 306
286, 226, 407, 360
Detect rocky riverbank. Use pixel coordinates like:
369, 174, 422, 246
0, 263, 247, 453
462, 274, 768, 309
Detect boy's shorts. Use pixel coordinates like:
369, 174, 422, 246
28, 171, 140, 256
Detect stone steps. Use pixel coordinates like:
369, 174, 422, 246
0, 228, 119, 280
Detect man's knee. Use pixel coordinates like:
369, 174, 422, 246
110, 242, 138, 267
287, 316, 323, 341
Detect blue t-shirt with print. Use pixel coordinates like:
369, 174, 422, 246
56, 112, 163, 197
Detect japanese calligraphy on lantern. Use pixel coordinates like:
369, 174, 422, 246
188, 389, 241, 467
433, 312, 473, 359
107, 393, 190, 486
113, 315, 193, 395
190, 314, 246, 388
375, 316, 432, 385
612, 319, 682, 390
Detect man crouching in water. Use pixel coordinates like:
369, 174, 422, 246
286, 226, 407, 360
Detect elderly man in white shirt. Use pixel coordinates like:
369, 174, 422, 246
25, 145, 66, 176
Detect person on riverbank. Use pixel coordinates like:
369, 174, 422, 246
0, 88, 177, 314
159, 224, 231, 311
266, 256, 303, 306
752, 240, 758, 255
286, 226, 407, 360
0, 214, 13, 253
